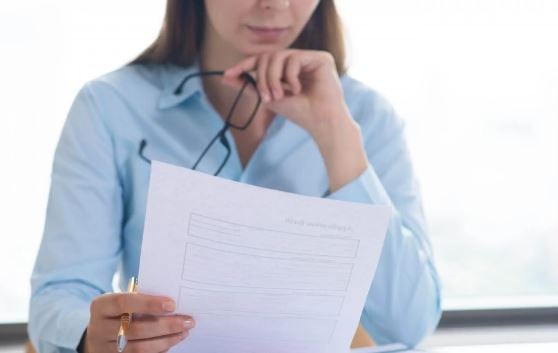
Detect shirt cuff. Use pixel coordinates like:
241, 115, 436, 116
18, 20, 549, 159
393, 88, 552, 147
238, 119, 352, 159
325, 163, 393, 207
61, 303, 90, 352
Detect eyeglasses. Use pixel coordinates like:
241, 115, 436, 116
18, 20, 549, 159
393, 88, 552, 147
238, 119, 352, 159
139, 70, 262, 176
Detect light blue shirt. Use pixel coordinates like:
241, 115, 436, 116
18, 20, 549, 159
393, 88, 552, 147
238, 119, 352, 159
29, 56, 442, 352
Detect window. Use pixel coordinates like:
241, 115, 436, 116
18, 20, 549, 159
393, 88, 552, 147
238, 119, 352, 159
0, 1, 164, 323
1, 0, 556, 324
338, 0, 558, 309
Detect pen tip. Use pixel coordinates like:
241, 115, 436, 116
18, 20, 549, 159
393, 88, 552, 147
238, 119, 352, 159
117, 335, 127, 352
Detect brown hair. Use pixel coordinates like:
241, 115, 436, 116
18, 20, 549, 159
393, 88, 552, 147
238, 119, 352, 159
128, 0, 347, 76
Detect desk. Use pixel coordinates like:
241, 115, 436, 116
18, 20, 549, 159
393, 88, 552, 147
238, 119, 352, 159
433, 342, 558, 353
353, 342, 558, 353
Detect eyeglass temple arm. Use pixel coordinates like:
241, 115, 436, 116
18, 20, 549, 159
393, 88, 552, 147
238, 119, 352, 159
174, 70, 225, 95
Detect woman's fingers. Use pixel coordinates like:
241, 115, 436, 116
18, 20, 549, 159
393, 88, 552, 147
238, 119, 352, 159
284, 55, 302, 95
256, 53, 271, 102
91, 293, 176, 318
268, 51, 289, 100
224, 51, 303, 102
127, 315, 194, 341
92, 314, 194, 341
125, 329, 189, 353
224, 56, 259, 78
87, 293, 195, 353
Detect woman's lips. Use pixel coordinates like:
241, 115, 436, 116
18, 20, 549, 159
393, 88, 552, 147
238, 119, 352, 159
246, 25, 288, 41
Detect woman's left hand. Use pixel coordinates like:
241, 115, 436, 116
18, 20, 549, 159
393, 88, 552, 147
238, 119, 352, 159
223, 49, 353, 141
223, 49, 369, 193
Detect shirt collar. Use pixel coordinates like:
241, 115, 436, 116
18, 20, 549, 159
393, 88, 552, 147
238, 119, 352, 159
158, 56, 204, 110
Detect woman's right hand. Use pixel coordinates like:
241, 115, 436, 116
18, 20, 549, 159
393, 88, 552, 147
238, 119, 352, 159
83, 292, 195, 353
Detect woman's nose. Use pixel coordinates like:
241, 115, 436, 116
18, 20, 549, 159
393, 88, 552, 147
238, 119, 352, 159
260, 0, 291, 10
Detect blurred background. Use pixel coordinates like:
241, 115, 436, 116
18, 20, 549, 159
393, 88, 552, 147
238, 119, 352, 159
0, 0, 557, 348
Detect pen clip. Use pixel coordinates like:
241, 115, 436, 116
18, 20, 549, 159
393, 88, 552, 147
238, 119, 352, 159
127, 276, 138, 293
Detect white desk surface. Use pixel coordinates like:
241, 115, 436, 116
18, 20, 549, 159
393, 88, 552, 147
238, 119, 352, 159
432, 342, 558, 353
353, 342, 558, 353
2, 325, 557, 353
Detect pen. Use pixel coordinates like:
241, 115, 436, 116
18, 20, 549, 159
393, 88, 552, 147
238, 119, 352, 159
116, 277, 138, 353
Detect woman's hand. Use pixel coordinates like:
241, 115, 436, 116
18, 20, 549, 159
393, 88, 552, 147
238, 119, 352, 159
222, 49, 353, 142
223, 49, 369, 193
83, 293, 194, 353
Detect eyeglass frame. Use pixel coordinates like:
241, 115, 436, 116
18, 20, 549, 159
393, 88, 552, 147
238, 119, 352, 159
138, 70, 262, 176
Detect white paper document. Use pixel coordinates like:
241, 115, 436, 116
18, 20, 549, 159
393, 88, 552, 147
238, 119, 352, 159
138, 161, 392, 353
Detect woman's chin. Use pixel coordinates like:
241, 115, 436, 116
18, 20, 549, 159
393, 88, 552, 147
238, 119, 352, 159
240, 41, 290, 56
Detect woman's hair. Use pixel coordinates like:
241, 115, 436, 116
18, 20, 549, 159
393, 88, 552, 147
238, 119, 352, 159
128, 0, 347, 76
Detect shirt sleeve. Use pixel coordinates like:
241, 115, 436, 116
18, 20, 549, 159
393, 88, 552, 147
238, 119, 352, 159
325, 89, 442, 347
28, 82, 123, 353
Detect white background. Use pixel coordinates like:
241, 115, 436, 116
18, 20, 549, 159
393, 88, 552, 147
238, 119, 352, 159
1, 0, 557, 323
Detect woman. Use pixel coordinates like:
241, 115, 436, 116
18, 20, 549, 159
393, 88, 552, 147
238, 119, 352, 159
28, 1, 442, 352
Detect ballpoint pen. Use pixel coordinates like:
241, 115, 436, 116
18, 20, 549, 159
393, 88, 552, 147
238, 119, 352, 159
117, 277, 138, 353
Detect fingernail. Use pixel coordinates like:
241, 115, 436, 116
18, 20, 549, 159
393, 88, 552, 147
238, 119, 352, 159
162, 301, 175, 312
262, 93, 270, 102
183, 319, 194, 328
273, 88, 282, 99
